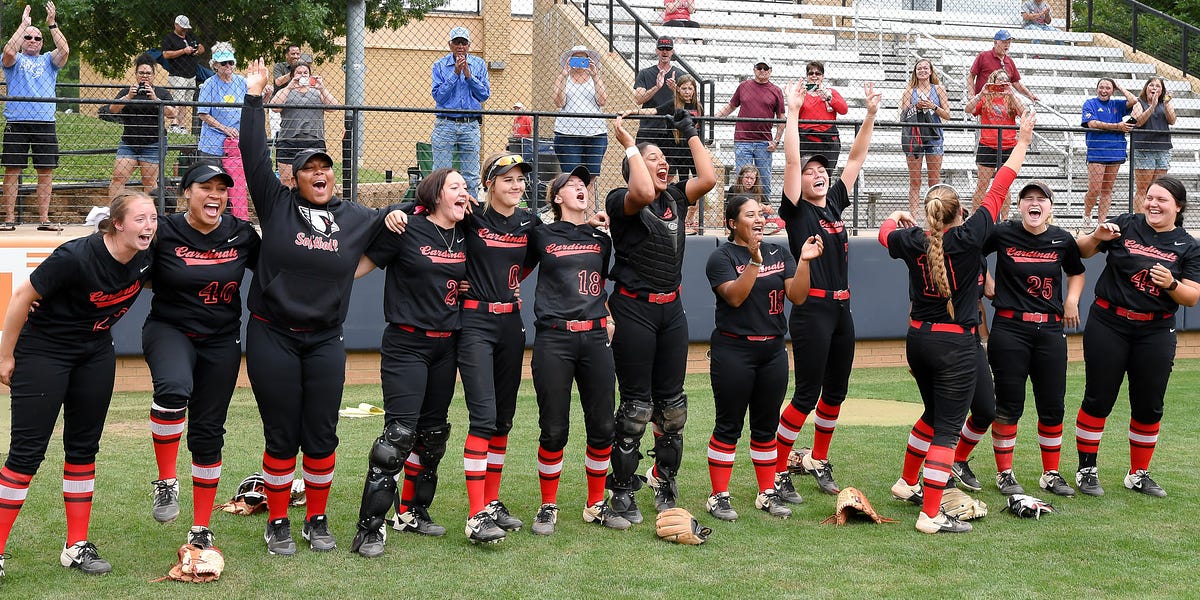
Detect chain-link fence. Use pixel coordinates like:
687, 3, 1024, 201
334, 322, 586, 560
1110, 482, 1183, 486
1, 0, 1198, 231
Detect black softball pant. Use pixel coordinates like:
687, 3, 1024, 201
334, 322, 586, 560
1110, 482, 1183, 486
710, 333, 789, 445
459, 310, 524, 438
1081, 307, 1175, 425
969, 334, 996, 425
787, 297, 855, 413
246, 317, 345, 460
532, 327, 615, 452
609, 292, 688, 404
906, 327, 976, 446
380, 325, 458, 431
988, 317, 1067, 426
5, 333, 115, 475
142, 318, 242, 465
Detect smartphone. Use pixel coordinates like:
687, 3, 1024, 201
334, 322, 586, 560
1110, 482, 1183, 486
568, 56, 590, 69
985, 83, 1010, 94
1163, 94, 1172, 103
298, 76, 310, 87
805, 83, 818, 91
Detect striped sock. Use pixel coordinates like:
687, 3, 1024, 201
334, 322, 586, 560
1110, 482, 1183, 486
302, 453, 336, 519
991, 422, 1018, 472
464, 434, 489, 516
537, 446, 563, 506
584, 445, 610, 506
1128, 419, 1160, 473
955, 415, 988, 462
810, 399, 840, 461
150, 404, 186, 480
397, 451, 421, 514
261, 453, 296, 521
484, 435, 508, 503
750, 438, 777, 493
902, 418, 933, 485
63, 462, 95, 546
191, 461, 221, 528
1075, 408, 1106, 468
774, 403, 809, 473
921, 445, 954, 519
706, 436, 736, 495
1037, 421, 1063, 473
0, 467, 34, 554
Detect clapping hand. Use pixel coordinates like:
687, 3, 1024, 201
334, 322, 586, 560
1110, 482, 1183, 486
863, 82, 882, 115
245, 59, 271, 96
799, 235, 824, 262
44, 1, 56, 26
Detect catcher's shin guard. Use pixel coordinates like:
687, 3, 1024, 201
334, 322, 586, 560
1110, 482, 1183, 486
351, 423, 415, 552
649, 393, 687, 483
410, 423, 451, 509
610, 399, 652, 485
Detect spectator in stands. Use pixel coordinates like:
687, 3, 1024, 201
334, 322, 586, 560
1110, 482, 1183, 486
553, 45, 608, 197
1081, 78, 1138, 226
715, 57, 785, 200
1, 2, 68, 232
659, 74, 702, 232
511, 102, 532, 139
197, 42, 249, 219
966, 30, 1039, 103
1021, 0, 1057, 32
633, 37, 682, 147
273, 44, 302, 89
899, 58, 951, 217
161, 15, 204, 134
107, 53, 176, 199
727, 165, 782, 233
795, 61, 848, 170
662, 0, 699, 28
432, 26, 490, 197
966, 69, 1025, 219
271, 62, 338, 188
1131, 77, 1176, 213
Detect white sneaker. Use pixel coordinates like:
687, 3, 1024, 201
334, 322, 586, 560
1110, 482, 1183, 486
915, 510, 972, 534
890, 477, 923, 505
60, 541, 112, 574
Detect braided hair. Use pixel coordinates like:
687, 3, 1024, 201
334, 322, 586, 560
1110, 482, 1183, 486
923, 184, 962, 318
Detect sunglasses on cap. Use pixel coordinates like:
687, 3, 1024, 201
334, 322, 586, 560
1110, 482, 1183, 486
24, 35, 42, 41
486, 154, 526, 180
218, 60, 235, 66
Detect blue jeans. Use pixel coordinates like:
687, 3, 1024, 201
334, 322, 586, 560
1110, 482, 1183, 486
733, 141, 773, 198
431, 117, 481, 196
554, 133, 608, 177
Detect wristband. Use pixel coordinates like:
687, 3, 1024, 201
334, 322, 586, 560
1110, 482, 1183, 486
625, 145, 639, 158
1167, 280, 1179, 291
48, 24, 57, 29
748, 259, 763, 268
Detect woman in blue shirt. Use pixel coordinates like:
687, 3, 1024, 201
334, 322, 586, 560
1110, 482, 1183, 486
1081, 78, 1137, 226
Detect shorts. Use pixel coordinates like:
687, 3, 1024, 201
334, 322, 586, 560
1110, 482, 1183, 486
167, 75, 197, 103
1132, 150, 1170, 170
276, 138, 326, 168
906, 139, 944, 158
2, 121, 58, 170
975, 143, 1012, 168
116, 142, 163, 164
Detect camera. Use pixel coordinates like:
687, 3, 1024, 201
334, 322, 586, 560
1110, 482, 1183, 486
805, 83, 818, 91
188, 40, 199, 50
568, 56, 590, 69
1122, 114, 1137, 125
985, 83, 1011, 94
297, 76, 310, 87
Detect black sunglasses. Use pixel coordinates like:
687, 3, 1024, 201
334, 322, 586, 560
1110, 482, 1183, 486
218, 60, 235, 66
23, 35, 42, 41
807, 70, 823, 76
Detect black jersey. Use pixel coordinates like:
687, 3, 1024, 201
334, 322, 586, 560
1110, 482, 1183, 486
779, 179, 850, 291
985, 221, 1084, 315
706, 241, 796, 336
239, 94, 389, 330
606, 182, 688, 293
366, 213, 467, 331
1093, 212, 1200, 312
27, 233, 152, 340
148, 213, 260, 336
463, 206, 538, 303
530, 221, 612, 327
885, 167, 1015, 326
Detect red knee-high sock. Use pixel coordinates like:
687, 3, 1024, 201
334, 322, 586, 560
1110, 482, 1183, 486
262, 453, 297, 521
774, 404, 809, 473
955, 415, 988, 462
191, 461, 221, 528
1075, 408, 1106, 466
537, 446, 563, 506
1129, 419, 1160, 473
706, 436, 736, 495
150, 405, 186, 480
464, 434, 489, 516
750, 438, 777, 493
485, 435, 508, 503
810, 399, 841, 461
584, 445, 610, 506
1037, 421, 1063, 473
0, 467, 34, 553
302, 453, 336, 519
991, 422, 1018, 472
63, 462, 95, 546
921, 445, 954, 519
397, 451, 420, 513
902, 418, 934, 485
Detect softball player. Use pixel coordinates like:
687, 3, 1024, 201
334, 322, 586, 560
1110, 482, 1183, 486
882, 112, 1035, 534
144, 164, 260, 551
1073, 175, 1199, 497
705, 195, 822, 522
773, 80, 881, 498
0, 192, 157, 579
606, 109, 715, 522
529, 166, 629, 535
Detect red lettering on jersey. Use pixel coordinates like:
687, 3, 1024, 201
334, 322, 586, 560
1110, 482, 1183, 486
420, 245, 467, 264
1124, 239, 1178, 263
662, 206, 674, 220
819, 218, 844, 235
1006, 247, 1059, 263
476, 228, 528, 248
294, 232, 340, 252
89, 281, 142, 308
176, 246, 240, 266
545, 242, 602, 257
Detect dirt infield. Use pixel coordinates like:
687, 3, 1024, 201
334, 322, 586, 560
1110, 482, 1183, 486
834, 398, 923, 426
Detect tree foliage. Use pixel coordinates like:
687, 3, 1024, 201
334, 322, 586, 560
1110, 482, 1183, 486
1074, 0, 1200, 75
2, 0, 445, 77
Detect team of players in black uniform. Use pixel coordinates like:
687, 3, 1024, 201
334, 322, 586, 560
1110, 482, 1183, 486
0, 69, 1196, 581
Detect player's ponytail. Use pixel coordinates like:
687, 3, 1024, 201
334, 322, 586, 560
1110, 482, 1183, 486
923, 186, 960, 319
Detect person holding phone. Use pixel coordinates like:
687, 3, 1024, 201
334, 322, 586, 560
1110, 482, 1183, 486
554, 45, 608, 198
107, 52, 176, 199
1081, 78, 1138, 227
966, 70, 1024, 219
271, 61, 338, 188
795, 62, 847, 170
1130, 77, 1176, 213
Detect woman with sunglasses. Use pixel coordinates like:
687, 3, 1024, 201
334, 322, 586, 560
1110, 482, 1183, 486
107, 53, 176, 199
271, 61, 338, 188
197, 42, 249, 219
795, 62, 848, 170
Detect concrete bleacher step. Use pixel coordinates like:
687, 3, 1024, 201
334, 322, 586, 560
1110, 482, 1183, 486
602, 21, 838, 47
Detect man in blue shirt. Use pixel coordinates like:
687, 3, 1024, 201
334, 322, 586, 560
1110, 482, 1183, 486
2, 2, 69, 231
431, 26, 490, 196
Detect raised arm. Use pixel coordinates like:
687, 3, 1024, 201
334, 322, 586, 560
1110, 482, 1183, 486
613, 112, 655, 214
782, 80, 805, 205
2, 5, 32, 67
239, 59, 288, 220
44, 2, 67, 67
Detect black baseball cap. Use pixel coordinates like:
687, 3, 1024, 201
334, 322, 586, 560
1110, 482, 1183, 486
656, 37, 674, 50
549, 165, 593, 199
180, 163, 235, 189
293, 148, 334, 175
801, 154, 830, 168
1019, 180, 1054, 202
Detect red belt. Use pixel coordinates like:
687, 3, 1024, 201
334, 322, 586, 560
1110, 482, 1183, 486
618, 286, 679, 304
809, 288, 851, 301
462, 299, 521, 314
550, 317, 607, 332
995, 309, 1061, 323
394, 324, 454, 338
720, 331, 779, 341
1094, 297, 1172, 322
909, 320, 976, 335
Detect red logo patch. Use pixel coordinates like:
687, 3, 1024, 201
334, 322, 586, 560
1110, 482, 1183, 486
662, 207, 674, 220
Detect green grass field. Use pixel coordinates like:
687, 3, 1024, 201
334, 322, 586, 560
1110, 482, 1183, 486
0, 360, 1197, 598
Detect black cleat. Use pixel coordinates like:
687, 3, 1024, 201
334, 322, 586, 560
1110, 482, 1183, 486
264, 517, 297, 556
60, 541, 112, 574
187, 525, 215, 549
393, 507, 447, 536
952, 460, 982, 491
485, 499, 523, 532
465, 510, 506, 544
1124, 470, 1167, 497
1075, 467, 1104, 497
